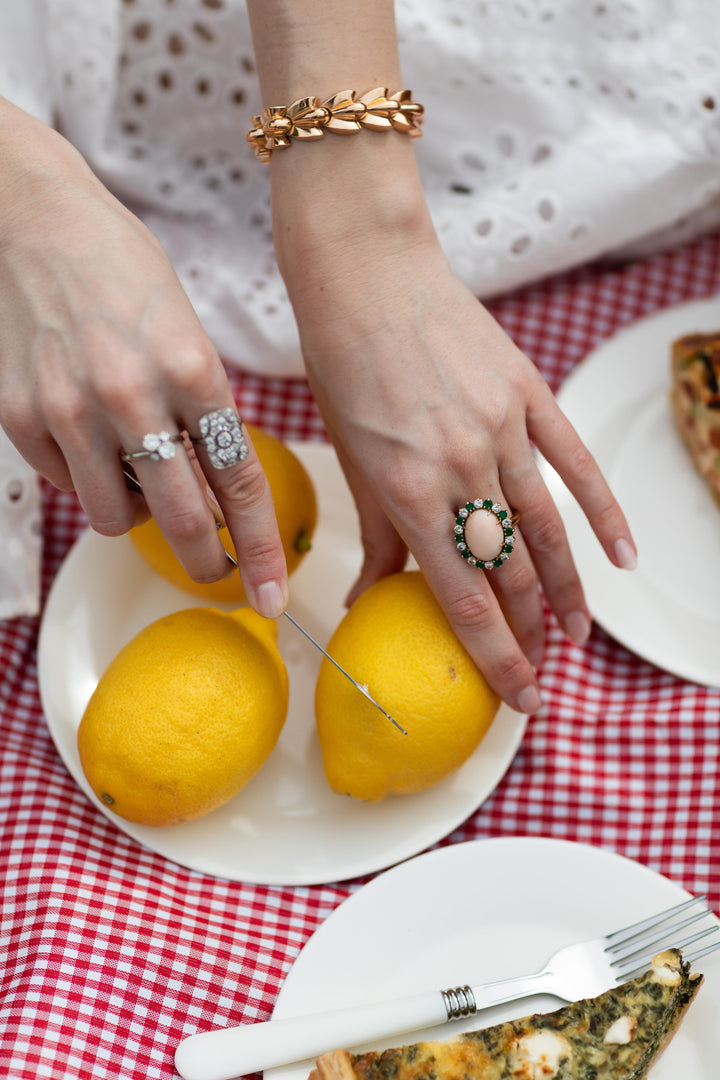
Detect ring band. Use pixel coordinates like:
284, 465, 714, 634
119, 431, 184, 462
454, 498, 518, 569
191, 408, 248, 470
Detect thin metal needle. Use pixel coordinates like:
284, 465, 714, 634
122, 464, 405, 734
282, 610, 407, 735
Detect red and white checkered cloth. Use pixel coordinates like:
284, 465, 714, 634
1, 234, 719, 1080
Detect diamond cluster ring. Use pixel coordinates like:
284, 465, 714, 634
192, 408, 248, 470
454, 498, 519, 569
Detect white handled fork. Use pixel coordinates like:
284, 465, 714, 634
175, 894, 720, 1080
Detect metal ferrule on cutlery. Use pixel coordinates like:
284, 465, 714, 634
173, 894, 720, 1080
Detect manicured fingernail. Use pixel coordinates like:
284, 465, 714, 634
255, 580, 286, 619
528, 645, 544, 669
564, 610, 592, 644
517, 684, 543, 715
614, 537, 637, 570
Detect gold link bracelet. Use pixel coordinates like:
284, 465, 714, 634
246, 87, 424, 162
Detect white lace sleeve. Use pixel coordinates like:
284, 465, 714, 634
0, 1, 53, 121
0, 2, 50, 618
0, 431, 42, 621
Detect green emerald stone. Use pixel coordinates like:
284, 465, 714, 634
482, 499, 493, 509
466, 502, 475, 512
493, 557, 503, 567
456, 516, 466, 526
497, 510, 508, 520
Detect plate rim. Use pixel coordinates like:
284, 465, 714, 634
266, 834, 720, 1080
38, 443, 528, 886
543, 294, 720, 687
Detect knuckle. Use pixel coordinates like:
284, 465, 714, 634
592, 497, 622, 535
565, 439, 596, 479
500, 558, 536, 596
42, 385, 89, 433
237, 536, 284, 568
524, 512, 564, 556
0, 393, 42, 441
161, 505, 212, 546
491, 649, 532, 687
443, 587, 496, 634
90, 512, 134, 538
166, 342, 218, 395
91, 357, 150, 415
217, 461, 270, 510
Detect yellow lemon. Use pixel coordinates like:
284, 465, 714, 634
315, 571, 500, 801
130, 423, 318, 602
77, 606, 289, 826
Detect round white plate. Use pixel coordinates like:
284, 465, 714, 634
37, 443, 527, 886
268, 836, 720, 1080
541, 296, 720, 687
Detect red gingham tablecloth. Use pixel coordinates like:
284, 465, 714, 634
1, 234, 719, 1080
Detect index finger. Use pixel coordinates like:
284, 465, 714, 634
529, 399, 637, 571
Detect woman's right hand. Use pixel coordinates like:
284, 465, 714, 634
269, 135, 636, 713
0, 98, 288, 618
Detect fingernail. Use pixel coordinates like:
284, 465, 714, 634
255, 580, 286, 619
614, 537, 637, 570
517, 684, 543, 715
528, 645, 544, 669
564, 609, 592, 645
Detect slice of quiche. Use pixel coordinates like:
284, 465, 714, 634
670, 330, 720, 507
310, 950, 701, 1080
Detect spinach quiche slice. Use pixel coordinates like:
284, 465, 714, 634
670, 330, 720, 507
310, 949, 702, 1080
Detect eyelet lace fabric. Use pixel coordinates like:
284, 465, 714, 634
1, 0, 718, 378
0, 0, 719, 616
0, 430, 42, 620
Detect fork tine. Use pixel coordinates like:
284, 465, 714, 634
683, 932, 720, 966
613, 924, 720, 980
604, 895, 710, 952
608, 907, 715, 964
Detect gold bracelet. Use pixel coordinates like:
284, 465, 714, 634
246, 87, 424, 162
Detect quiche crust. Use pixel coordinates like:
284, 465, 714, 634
311, 949, 702, 1080
670, 331, 720, 507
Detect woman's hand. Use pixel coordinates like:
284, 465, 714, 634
0, 98, 287, 617
271, 137, 636, 713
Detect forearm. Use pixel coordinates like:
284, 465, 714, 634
245, 2, 433, 308
245, 0, 402, 100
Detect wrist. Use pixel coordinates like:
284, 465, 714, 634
269, 133, 435, 300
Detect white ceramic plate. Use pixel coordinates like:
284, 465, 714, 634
540, 296, 720, 687
37, 443, 527, 886
268, 836, 720, 1080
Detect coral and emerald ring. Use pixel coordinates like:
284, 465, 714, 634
454, 498, 519, 569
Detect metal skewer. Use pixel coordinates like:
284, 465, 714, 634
281, 610, 406, 734
122, 463, 405, 733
